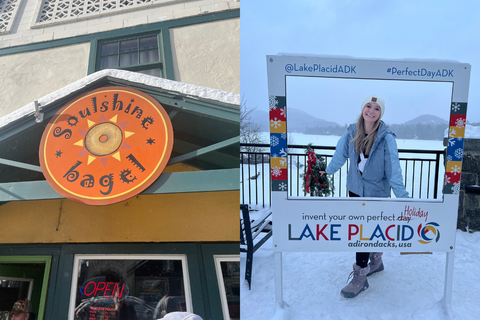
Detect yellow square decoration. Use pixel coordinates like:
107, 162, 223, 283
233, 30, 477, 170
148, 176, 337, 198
270, 119, 286, 133
447, 126, 465, 139
446, 161, 462, 174
271, 156, 287, 169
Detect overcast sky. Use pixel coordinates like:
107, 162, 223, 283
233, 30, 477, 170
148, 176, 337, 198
241, 0, 480, 125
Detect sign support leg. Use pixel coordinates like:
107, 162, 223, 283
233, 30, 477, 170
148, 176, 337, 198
274, 251, 284, 308
442, 250, 455, 316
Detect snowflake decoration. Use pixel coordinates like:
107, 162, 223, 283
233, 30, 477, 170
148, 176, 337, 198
269, 95, 279, 110
281, 132, 287, 140
455, 148, 463, 159
272, 153, 278, 158
451, 165, 461, 175
279, 148, 287, 157
452, 103, 460, 112
271, 166, 282, 177
270, 118, 282, 129
448, 138, 456, 147
452, 182, 460, 195
455, 117, 466, 128
271, 135, 279, 147
447, 155, 452, 161
445, 176, 451, 184
279, 157, 287, 166
280, 108, 286, 117
457, 137, 463, 141
449, 128, 456, 138
278, 182, 287, 191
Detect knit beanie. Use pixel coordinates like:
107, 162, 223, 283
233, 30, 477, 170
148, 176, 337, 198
361, 95, 385, 119
162, 312, 204, 320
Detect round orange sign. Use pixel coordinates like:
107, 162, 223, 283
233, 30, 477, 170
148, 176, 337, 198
39, 87, 174, 205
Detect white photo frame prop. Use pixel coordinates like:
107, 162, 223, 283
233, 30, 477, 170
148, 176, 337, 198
266, 55, 471, 313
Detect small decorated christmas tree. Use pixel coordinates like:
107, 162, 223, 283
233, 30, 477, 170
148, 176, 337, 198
302, 144, 334, 197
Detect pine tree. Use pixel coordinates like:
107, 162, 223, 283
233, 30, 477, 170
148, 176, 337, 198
302, 144, 334, 197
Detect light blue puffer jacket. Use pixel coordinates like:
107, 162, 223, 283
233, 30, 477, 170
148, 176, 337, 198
325, 122, 409, 198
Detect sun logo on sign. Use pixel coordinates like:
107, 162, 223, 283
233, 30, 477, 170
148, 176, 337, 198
417, 222, 441, 244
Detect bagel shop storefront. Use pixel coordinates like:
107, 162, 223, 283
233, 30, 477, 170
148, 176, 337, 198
0, 71, 240, 320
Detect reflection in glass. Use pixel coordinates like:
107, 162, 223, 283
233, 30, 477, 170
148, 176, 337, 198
0, 262, 45, 319
100, 56, 118, 69
73, 259, 186, 320
139, 36, 158, 50
0, 278, 33, 313
220, 261, 240, 320
120, 52, 138, 67
101, 42, 118, 55
120, 39, 138, 53
99, 35, 161, 74
140, 49, 159, 64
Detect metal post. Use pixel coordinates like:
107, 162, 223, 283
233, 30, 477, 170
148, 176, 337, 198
274, 252, 284, 308
442, 250, 455, 317
433, 153, 440, 199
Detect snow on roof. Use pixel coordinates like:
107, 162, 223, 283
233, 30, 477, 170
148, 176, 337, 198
0, 69, 240, 130
444, 124, 480, 139
274, 53, 463, 64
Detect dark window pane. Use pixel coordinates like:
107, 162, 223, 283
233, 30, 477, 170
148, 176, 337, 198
120, 52, 138, 67
120, 39, 138, 53
100, 55, 118, 69
221, 261, 240, 320
140, 49, 159, 64
101, 42, 118, 55
139, 36, 158, 50
138, 68, 162, 78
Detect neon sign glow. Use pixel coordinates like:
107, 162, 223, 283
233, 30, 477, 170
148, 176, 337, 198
79, 277, 130, 302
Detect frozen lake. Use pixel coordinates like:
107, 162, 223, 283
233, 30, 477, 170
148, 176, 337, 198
241, 133, 446, 206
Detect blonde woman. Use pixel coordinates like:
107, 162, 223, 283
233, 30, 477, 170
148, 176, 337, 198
320, 95, 408, 298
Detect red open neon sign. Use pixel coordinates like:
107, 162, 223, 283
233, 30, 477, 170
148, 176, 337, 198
80, 277, 129, 300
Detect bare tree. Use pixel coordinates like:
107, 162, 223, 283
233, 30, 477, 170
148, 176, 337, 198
240, 98, 266, 147
240, 98, 267, 162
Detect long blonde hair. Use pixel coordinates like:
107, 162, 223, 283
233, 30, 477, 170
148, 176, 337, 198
352, 113, 381, 156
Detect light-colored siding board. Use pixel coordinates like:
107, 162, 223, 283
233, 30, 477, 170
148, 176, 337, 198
32, 32, 54, 42
185, 0, 213, 9
200, 2, 230, 13
123, 16, 148, 28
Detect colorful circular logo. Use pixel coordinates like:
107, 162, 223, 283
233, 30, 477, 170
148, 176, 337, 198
417, 222, 441, 244
39, 87, 174, 205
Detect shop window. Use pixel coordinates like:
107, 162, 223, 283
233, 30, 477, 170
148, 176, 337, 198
0, 276, 34, 315
214, 256, 240, 320
0, 256, 51, 320
96, 33, 164, 78
69, 255, 192, 320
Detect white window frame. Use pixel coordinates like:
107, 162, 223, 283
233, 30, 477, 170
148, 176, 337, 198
68, 254, 192, 320
0, 0, 23, 35
213, 255, 240, 320
0, 276, 34, 300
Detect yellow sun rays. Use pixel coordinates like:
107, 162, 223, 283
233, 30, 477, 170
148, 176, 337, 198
73, 116, 134, 165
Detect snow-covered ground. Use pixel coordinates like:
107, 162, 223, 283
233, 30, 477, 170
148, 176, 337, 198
241, 207, 480, 320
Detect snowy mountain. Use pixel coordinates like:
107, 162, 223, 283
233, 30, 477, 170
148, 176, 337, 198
403, 114, 448, 126
249, 108, 341, 132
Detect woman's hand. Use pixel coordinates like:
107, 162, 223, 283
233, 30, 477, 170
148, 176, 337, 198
319, 171, 326, 176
